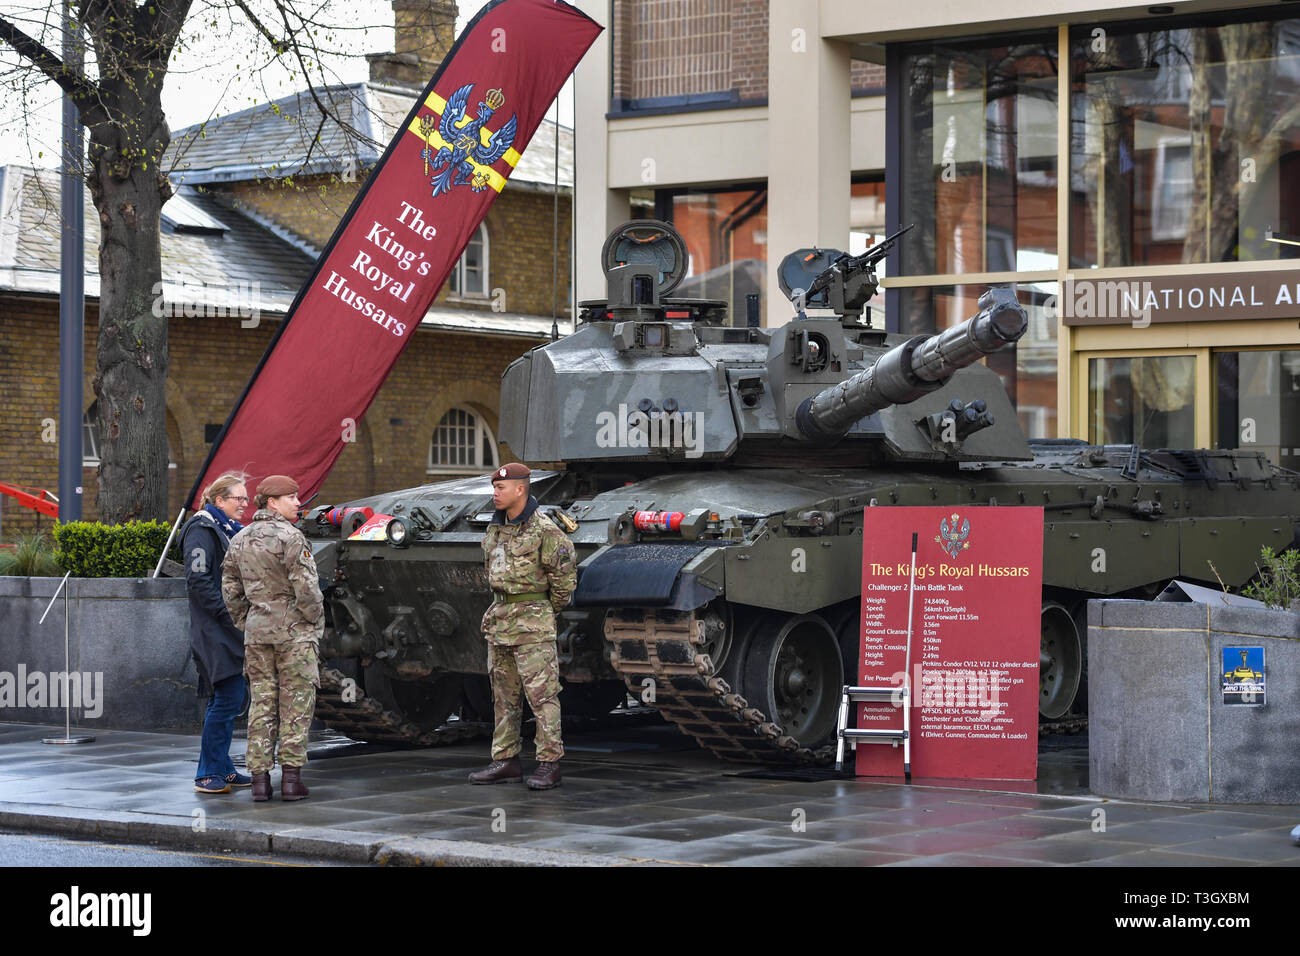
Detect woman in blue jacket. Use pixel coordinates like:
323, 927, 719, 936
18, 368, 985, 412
184, 473, 249, 793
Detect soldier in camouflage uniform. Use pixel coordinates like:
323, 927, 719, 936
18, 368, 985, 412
221, 475, 322, 802
470, 462, 577, 790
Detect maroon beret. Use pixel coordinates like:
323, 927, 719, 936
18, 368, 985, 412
256, 474, 299, 499
491, 462, 531, 482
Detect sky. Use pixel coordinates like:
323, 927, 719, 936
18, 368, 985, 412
0, 0, 575, 169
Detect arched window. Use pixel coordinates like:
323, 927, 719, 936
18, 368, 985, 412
448, 222, 488, 298
82, 408, 100, 467
428, 406, 499, 473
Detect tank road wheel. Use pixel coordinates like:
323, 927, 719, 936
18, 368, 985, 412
741, 613, 843, 747
362, 668, 463, 735
1039, 601, 1082, 720
696, 599, 735, 671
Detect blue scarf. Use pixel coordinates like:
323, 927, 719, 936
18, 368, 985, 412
203, 503, 243, 543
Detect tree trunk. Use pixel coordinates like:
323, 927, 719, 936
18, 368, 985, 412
86, 66, 174, 524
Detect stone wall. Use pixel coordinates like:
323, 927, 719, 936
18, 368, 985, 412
0, 576, 201, 733
1088, 599, 1300, 803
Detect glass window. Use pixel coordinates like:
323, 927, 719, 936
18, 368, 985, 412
898, 34, 1059, 277
1088, 355, 1195, 446
449, 223, 488, 297
428, 406, 499, 472
668, 186, 767, 325
849, 180, 889, 321
82, 408, 99, 466
1215, 350, 1300, 467
1071, 14, 1300, 267
896, 283, 1057, 438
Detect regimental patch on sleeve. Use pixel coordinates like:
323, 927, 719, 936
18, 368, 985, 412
302, 547, 311, 561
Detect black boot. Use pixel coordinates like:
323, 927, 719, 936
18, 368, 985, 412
280, 766, 309, 801
526, 761, 562, 790
251, 772, 272, 802
468, 757, 523, 784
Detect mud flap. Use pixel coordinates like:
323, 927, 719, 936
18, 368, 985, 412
574, 543, 721, 610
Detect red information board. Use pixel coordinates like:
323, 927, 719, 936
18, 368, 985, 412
855, 506, 1043, 780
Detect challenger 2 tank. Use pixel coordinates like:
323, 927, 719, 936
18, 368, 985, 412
303, 220, 1300, 763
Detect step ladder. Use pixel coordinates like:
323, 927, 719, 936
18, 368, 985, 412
835, 683, 911, 777
836, 531, 919, 779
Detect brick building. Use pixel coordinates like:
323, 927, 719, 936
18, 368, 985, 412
0, 0, 574, 534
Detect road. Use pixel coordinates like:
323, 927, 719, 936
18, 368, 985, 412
0, 828, 354, 867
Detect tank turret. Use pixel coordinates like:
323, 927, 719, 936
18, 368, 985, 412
501, 221, 1032, 465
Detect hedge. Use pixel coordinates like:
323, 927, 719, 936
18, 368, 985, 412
53, 520, 181, 578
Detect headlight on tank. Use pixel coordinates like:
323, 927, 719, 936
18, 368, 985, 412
386, 517, 409, 548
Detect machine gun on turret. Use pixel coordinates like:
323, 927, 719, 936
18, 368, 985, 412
780, 224, 915, 321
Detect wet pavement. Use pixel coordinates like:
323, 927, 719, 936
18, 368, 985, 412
0, 718, 1296, 866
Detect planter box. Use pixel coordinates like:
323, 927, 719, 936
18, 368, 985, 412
0, 576, 203, 733
1088, 599, 1300, 803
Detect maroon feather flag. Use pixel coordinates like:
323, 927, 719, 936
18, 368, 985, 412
187, 0, 602, 516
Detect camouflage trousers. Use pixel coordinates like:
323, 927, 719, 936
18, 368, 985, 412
244, 642, 319, 774
488, 641, 563, 762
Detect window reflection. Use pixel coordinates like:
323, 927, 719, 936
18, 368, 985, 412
1071, 15, 1300, 266
1089, 355, 1195, 446
670, 188, 767, 325
899, 36, 1059, 277
1215, 350, 1300, 466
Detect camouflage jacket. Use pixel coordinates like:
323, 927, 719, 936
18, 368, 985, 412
480, 497, 577, 646
222, 509, 324, 646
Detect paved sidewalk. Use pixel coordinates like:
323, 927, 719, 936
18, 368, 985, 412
1, 721, 1296, 866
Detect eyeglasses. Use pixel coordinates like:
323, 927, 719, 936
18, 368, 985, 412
221, 495, 250, 504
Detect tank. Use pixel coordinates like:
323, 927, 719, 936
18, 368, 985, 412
303, 220, 1300, 763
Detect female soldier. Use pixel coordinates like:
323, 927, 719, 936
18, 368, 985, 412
221, 475, 322, 802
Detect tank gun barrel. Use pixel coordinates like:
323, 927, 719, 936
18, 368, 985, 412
795, 287, 1027, 440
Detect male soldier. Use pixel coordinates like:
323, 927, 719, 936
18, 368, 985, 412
470, 462, 577, 790
221, 475, 323, 802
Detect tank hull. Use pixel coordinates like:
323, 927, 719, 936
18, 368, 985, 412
310, 445, 1300, 761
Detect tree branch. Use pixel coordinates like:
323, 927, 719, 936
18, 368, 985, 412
0, 14, 106, 124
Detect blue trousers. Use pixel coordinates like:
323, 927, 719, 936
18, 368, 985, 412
196, 673, 246, 781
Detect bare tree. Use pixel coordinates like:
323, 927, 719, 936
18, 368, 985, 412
0, 1, 390, 523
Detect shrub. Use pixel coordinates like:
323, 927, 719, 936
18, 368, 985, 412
53, 520, 180, 578
0, 533, 60, 576
1241, 545, 1300, 611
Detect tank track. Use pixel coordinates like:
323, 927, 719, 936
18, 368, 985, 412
1038, 716, 1087, 735
317, 666, 492, 747
605, 607, 834, 764
604, 608, 1086, 764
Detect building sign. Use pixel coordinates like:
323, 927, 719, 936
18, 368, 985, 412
1053, 271, 1300, 326
856, 506, 1042, 780
1221, 646, 1266, 706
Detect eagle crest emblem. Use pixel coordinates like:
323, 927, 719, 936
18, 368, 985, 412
421, 82, 518, 197
935, 512, 971, 560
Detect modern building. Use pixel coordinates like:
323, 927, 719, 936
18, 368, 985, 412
572, 0, 1300, 463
